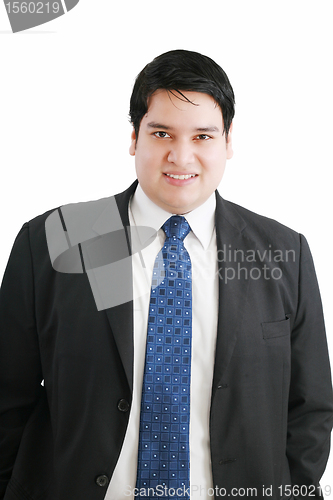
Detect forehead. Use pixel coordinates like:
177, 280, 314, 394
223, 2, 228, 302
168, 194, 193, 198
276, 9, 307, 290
143, 90, 223, 128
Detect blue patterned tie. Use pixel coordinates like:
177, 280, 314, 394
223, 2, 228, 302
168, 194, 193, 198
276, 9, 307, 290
136, 215, 192, 499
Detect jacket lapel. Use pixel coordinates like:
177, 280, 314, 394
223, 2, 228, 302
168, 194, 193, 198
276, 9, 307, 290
212, 192, 257, 393
95, 181, 138, 393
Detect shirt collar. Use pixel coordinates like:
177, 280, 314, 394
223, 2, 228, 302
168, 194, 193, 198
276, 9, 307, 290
130, 183, 216, 250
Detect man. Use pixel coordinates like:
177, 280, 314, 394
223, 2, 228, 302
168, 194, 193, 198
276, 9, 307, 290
0, 50, 332, 500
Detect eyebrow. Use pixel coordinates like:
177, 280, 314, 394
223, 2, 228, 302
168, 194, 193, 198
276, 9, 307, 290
147, 122, 171, 130
147, 122, 220, 133
195, 126, 220, 133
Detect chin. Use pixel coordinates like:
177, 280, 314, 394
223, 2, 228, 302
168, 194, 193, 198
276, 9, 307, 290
167, 202, 197, 215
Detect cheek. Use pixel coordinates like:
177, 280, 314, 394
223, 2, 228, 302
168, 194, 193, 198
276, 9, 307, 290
200, 144, 227, 163
136, 146, 161, 172
135, 152, 161, 187
201, 153, 227, 178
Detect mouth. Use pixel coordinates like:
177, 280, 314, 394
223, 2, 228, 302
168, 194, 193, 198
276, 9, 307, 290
164, 173, 198, 180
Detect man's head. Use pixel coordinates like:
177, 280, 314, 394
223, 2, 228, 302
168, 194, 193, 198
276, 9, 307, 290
129, 49, 235, 214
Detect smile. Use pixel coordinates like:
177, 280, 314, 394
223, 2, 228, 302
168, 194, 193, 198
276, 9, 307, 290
165, 173, 197, 180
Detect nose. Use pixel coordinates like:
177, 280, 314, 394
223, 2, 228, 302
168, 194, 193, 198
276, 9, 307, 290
167, 140, 195, 167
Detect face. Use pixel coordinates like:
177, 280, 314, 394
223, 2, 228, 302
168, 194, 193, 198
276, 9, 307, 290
129, 90, 233, 214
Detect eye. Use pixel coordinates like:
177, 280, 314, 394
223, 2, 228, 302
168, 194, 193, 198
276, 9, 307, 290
196, 134, 211, 140
154, 131, 171, 138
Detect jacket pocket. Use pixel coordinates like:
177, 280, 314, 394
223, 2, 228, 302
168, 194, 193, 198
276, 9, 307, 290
261, 316, 291, 339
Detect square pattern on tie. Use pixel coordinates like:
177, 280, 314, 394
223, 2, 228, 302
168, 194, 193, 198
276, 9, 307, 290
136, 216, 192, 498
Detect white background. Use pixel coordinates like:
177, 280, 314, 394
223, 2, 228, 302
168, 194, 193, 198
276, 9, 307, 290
1, 0, 333, 489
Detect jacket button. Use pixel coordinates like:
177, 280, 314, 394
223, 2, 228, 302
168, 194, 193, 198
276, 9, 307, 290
118, 399, 130, 412
95, 474, 109, 487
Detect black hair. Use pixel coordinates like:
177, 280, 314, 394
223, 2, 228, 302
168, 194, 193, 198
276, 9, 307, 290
129, 49, 235, 139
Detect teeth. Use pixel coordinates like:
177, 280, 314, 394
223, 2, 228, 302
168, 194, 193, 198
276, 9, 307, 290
166, 173, 196, 180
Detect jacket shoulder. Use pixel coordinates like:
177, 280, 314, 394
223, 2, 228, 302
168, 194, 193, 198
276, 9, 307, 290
26, 181, 138, 234
27, 196, 112, 230
220, 197, 300, 248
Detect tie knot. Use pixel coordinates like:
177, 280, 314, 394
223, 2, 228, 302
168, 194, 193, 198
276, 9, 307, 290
162, 215, 191, 241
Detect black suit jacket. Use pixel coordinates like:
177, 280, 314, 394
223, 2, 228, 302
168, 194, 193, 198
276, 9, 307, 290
1, 181, 333, 500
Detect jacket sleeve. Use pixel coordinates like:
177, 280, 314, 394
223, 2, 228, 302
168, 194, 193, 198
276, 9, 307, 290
286, 234, 333, 498
0, 224, 43, 498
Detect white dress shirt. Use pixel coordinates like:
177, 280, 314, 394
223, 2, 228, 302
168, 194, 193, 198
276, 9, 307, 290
105, 184, 218, 499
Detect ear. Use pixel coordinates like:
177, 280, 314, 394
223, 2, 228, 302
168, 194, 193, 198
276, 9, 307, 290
226, 122, 233, 160
129, 128, 136, 156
